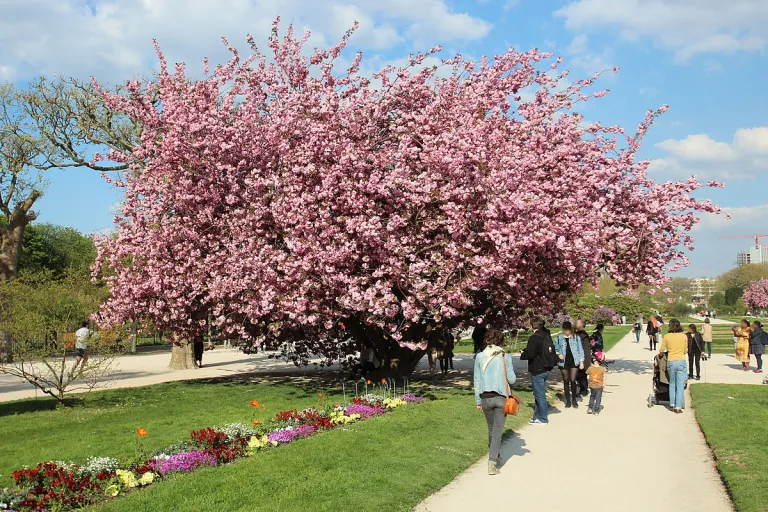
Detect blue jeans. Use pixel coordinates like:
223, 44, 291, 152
531, 372, 549, 423
635, 330, 641, 342
667, 360, 687, 409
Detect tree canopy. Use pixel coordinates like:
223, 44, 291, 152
92, 21, 722, 374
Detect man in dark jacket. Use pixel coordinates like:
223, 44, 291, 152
750, 321, 766, 374
575, 319, 592, 397
521, 318, 554, 425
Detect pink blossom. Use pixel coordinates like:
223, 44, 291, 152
90, 19, 722, 367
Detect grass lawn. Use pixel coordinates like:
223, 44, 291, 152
0, 378, 533, 512
691, 384, 768, 512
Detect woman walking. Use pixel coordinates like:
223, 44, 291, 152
749, 321, 765, 374
702, 317, 713, 360
686, 324, 704, 380
554, 321, 585, 409
473, 328, 516, 475
732, 320, 751, 371
646, 317, 659, 351
659, 319, 688, 413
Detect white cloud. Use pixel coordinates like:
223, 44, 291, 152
649, 127, 768, 180
0, 0, 492, 83
555, 0, 768, 61
696, 204, 768, 231
566, 34, 613, 73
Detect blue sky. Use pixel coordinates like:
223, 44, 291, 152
2, 0, 767, 277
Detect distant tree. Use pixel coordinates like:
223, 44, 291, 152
668, 277, 693, 301
19, 223, 96, 278
0, 271, 117, 401
725, 287, 744, 306
709, 292, 726, 310
717, 263, 768, 292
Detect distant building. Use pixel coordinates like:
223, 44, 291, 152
690, 278, 716, 304
737, 245, 768, 266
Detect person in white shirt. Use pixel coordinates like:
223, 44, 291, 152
73, 320, 91, 372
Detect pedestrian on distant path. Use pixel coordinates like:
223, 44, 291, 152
647, 317, 660, 351
440, 330, 455, 376
574, 319, 592, 397
686, 324, 704, 381
586, 355, 607, 415
702, 318, 713, 359
72, 320, 91, 374
193, 334, 205, 368
554, 321, 585, 409
474, 328, 516, 475
621, 315, 626, 325
749, 321, 766, 374
660, 319, 688, 414
521, 318, 556, 425
732, 320, 751, 371
656, 315, 665, 349
633, 319, 642, 343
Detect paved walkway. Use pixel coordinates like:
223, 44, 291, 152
417, 330, 737, 512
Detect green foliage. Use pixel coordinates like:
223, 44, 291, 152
664, 300, 691, 318
19, 223, 96, 279
717, 263, 768, 292
724, 286, 744, 306
567, 293, 652, 323
709, 292, 726, 310
0, 271, 115, 402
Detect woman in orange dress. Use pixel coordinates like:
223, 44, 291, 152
732, 319, 751, 371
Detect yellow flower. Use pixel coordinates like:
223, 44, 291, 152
116, 470, 138, 489
139, 472, 154, 486
105, 484, 119, 497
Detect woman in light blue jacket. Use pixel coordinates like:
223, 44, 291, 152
473, 328, 516, 475
553, 321, 584, 409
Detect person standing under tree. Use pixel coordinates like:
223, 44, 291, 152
474, 328, 516, 475
521, 318, 555, 425
554, 321, 585, 409
193, 334, 205, 368
440, 330, 455, 376
72, 320, 91, 374
574, 319, 592, 398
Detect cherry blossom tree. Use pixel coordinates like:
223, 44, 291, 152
743, 279, 768, 312
92, 20, 722, 373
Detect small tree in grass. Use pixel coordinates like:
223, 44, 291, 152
0, 272, 120, 404
91, 20, 722, 375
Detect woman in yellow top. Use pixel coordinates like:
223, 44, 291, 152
659, 319, 688, 414
732, 319, 751, 371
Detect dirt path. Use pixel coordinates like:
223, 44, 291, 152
416, 330, 735, 512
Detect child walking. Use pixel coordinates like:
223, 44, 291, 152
586, 356, 607, 415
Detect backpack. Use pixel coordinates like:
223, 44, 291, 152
540, 334, 559, 370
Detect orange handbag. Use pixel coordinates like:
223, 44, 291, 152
501, 352, 522, 415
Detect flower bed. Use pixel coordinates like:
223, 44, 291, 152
0, 393, 424, 512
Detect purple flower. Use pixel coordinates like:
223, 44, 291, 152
150, 450, 217, 475
268, 424, 317, 444
400, 394, 425, 403
343, 404, 385, 418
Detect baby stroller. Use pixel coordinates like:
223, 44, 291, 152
647, 352, 686, 408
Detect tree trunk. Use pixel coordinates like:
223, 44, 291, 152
0, 191, 40, 282
169, 340, 195, 369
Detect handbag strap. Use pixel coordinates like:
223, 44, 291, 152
501, 351, 511, 398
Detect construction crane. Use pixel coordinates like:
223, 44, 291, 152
718, 234, 768, 248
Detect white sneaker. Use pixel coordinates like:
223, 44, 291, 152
530, 418, 546, 425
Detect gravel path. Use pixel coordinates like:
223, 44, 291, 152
416, 330, 737, 512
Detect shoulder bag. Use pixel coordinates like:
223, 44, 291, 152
501, 353, 522, 415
